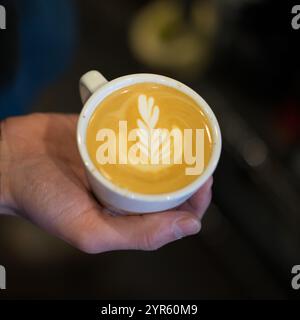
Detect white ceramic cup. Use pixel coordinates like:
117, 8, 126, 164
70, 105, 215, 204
77, 70, 221, 214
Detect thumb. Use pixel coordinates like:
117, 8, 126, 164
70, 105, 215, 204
67, 208, 201, 253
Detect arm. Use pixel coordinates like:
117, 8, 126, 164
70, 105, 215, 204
0, 120, 15, 215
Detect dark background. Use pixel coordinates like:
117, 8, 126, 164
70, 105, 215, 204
0, 0, 299, 299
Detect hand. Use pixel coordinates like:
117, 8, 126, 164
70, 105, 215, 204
0, 113, 213, 253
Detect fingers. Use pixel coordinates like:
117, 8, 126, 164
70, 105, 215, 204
61, 177, 214, 254
11, 155, 202, 254
179, 176, 213, 218
67, 207, 201, 254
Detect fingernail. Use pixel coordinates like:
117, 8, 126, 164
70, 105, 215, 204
173, 217, 201, 240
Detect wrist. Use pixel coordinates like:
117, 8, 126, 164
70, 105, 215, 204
0, 119, 16, 216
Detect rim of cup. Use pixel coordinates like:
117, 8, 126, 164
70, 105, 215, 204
77, 73, 222, 202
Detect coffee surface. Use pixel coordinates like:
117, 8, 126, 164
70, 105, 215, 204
86, 83, 213, 194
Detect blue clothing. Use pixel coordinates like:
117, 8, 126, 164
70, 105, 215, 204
0, 0, 77, 118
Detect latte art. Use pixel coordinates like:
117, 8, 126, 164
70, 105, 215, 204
86, 83, 213, 194
135, 94, 173, 165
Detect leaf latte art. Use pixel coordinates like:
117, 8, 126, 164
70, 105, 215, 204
86, 83, 213, 194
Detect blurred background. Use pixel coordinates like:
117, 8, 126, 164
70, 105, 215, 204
0, 0, 299, 299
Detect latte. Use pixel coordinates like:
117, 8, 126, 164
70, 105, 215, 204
86, 83, 213, 194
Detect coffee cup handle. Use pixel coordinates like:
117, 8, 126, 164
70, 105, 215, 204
79, 70, 108, 104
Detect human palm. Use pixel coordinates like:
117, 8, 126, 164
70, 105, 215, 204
0, 113, 213, 253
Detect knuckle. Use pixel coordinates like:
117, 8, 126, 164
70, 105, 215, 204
138, 232, 161, 251
74, 231, 97, 254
